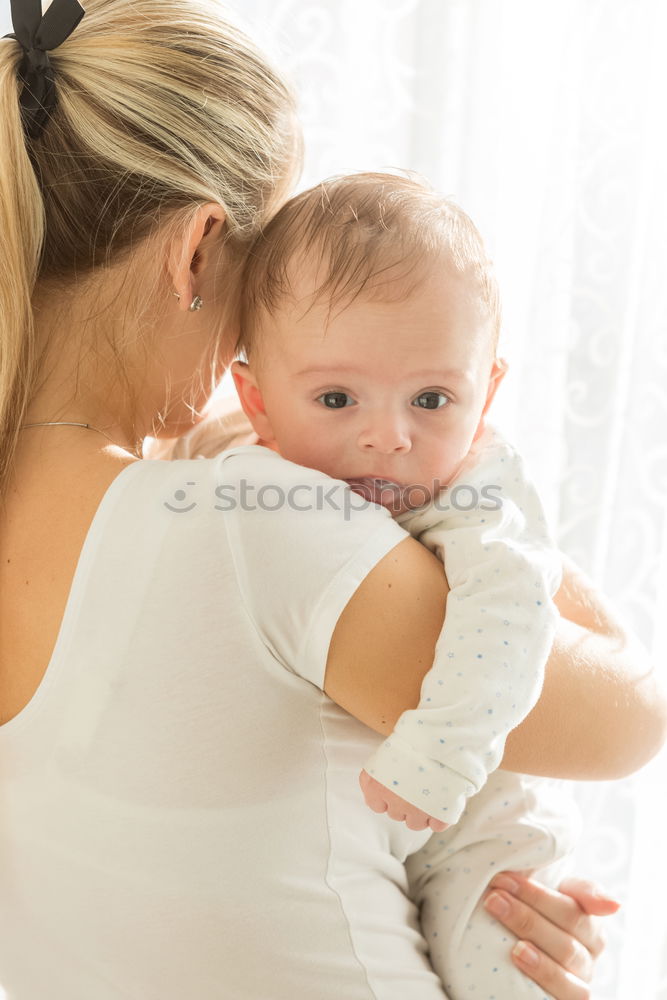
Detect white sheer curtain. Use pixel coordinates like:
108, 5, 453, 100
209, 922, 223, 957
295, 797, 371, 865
232, 1, 667, 994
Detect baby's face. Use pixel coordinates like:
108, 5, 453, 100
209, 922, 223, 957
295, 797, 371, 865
235, 261, 506, 514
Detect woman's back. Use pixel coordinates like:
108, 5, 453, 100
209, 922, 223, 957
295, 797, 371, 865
0, 445, 446, 1000
0, 439, 136, 726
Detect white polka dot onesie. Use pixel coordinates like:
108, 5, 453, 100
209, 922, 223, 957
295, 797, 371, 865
365, 423, 582, 999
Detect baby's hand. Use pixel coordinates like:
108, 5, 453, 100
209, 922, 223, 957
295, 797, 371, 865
359, 769, 449, 832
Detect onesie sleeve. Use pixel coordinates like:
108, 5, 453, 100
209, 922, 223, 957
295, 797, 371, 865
362, 425, 563, 825
215, 446, 409, 689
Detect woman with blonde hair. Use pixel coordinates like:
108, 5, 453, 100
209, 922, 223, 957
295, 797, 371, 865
0, 1, 663, 997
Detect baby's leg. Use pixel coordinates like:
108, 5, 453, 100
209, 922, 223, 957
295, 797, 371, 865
404, 770, 581, 1000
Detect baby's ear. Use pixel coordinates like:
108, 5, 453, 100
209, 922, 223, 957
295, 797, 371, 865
230, 360, 276, 443
472, 356, 509, 442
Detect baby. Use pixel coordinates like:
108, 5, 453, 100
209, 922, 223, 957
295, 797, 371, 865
229, 172, 579, 998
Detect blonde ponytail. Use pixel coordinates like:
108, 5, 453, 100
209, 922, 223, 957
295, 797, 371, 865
0, 0, 298, 500
0, 42, 46, 502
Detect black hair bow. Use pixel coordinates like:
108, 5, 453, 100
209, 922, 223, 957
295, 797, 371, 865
3, 0, 85, 140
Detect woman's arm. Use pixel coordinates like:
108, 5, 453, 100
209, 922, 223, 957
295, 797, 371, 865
500, 554, 667, 778
325, 540, 667, 780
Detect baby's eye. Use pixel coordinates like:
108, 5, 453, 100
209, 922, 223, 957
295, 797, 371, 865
412, 390, 449, 410
316, 391, 355, 409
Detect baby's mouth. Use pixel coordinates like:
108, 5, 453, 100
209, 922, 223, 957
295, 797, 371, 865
344, 477, 405, 510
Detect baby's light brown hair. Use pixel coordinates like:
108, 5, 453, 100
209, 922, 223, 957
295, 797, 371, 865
238, 171, 501, 362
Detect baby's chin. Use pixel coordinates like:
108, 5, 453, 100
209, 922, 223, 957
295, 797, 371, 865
344, 477, 435, 517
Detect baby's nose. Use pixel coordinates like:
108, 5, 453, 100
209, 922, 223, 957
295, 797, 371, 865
357, 416, 411, 454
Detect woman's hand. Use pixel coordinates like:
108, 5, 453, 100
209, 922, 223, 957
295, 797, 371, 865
483, 871, 620, 999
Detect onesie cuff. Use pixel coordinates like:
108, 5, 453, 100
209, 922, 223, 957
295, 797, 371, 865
363, 732, 476, 825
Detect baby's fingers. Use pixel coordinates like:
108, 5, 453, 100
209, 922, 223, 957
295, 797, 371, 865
358, 772, 448, 831
386, 799, 446, 831
359, 769, 390, 814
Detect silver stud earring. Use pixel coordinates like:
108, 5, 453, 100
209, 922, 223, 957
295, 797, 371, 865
170, 290, 203, 311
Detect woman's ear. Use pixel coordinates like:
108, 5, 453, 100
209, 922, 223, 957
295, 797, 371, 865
231, 360, 276, 442
472, 357, 509, 442
168, 202, 226, 311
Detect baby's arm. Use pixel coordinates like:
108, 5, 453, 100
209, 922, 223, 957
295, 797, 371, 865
360, 425, 562, 829
326, 539, 666, 778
